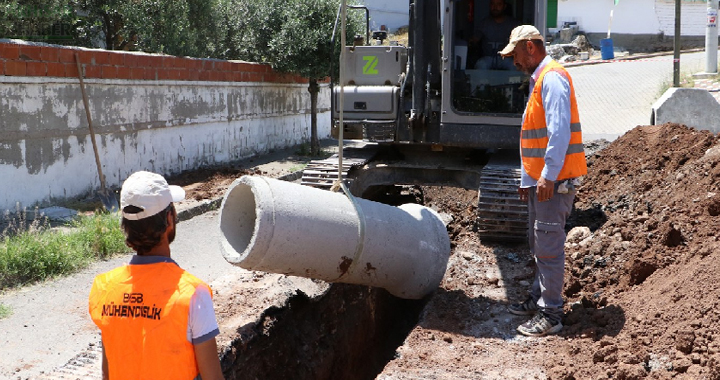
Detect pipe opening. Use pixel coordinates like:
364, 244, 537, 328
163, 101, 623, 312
219, 182, 257, 261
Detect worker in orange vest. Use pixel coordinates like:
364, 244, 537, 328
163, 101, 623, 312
499, 25, 587, 337
89, 171, 224, 379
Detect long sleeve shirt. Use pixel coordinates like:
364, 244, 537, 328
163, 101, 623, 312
520, 55, 572, 188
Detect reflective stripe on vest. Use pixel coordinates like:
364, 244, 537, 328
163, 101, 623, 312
521, 60, 588, 181
88, 262, 210, 380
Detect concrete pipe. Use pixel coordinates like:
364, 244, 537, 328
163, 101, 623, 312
218, 175, 451, 299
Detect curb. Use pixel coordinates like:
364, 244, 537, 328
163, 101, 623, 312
564, 48, 706, 68
176, 170, 304, 223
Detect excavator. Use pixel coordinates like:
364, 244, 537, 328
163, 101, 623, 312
302, 0, 549, 241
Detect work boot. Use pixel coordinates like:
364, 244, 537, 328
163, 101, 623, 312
507, 297, 538, 316
516, 312, 563, 337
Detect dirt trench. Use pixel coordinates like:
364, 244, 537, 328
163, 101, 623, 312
220, 284, 426, 380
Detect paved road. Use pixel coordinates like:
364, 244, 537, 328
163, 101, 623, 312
570, 51, 711, 141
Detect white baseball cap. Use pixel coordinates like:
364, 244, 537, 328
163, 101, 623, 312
120, 171, 185, 220
498, 25, 544, 57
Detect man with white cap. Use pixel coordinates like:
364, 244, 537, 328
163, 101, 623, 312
499, 26, 587, 337
88, 171, 224, 379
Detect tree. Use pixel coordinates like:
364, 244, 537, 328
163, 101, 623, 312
225, 0, 364, 155
70, 0, 226, 57
0, 1, 76, 43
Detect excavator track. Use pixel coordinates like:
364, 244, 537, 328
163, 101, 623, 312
300, 147, 377, 190
476, 155, 528, 242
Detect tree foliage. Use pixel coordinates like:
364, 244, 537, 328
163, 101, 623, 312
0, 0, 75, 43
224, 0, 365, 80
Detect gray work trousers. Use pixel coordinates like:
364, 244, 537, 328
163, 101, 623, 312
527, 184, 575, 323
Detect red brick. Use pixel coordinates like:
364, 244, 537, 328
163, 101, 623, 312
124, 54, 139, 67
189, 70, 200, 81
78, 50, 93, 64
0, 44, 19, 60
130, 67, 144, 80
58, 48, 76, 63
93, 52, 109, 65
145, 68, 157, 80
243, 63, 265, 73
201, 60, 215, 70
46, 62, 65, 77
65, 63, 79, 77
219, 71, 232, 81
85, 65, 101, 78
134, 55, 150, 68
174, 57, 188, 69
232, 71, 243, 82
199, 70, 211, 81
177, 69, 190, 81
19, 45, 41, 61
0, 60, 4, 75
210, 70, 223, 81
156, 69, 169, 80
160, 56, 173, 68
264, 73, 278, 82
116, 66, 131, 79
101, 65, 118, 79
247, 72, 263, 82
212, 61, 226, 71
189, 59, 203, 70
5, 60, 26, 76
26, 61, 47, 76
148, 56, 163, 68
107, 52, 124, 66
40, 47, 59, 62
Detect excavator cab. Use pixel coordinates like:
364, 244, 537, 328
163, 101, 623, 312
447, 0, 540, 116
312, 0, 548, 241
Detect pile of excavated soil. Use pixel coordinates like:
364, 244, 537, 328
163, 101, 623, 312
555, 123, 720, 379
379, 123, 720, 380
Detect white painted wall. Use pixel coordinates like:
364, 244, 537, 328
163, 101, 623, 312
362, 0, 410, 31
558, 0, 708, 36
0, 77, 330, 211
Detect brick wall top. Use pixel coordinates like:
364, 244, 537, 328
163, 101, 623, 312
0, 40, 314, 84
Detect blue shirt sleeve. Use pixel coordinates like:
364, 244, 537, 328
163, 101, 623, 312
540, 71, 572, 181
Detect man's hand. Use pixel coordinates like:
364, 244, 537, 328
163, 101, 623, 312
518, 187, 529, 202
537, 177, 554, 202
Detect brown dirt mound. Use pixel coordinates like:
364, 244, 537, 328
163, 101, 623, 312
559, 123, 720, 379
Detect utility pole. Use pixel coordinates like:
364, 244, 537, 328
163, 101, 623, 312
706, 0, 719, 74
673, 0, 681, 87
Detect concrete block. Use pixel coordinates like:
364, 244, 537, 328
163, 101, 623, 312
651, 88, 720, 134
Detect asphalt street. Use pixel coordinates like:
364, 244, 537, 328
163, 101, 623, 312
570, 50, 711, 141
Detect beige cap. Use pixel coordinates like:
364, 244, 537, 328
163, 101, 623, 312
498, 25, 544, 57
120, 171, 185, 220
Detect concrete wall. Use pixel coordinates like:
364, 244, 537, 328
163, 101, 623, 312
557, 0, 712, 51
0, 41, 330, 212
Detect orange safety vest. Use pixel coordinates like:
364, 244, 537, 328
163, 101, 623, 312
521, 59, 587, 181
88, 262, 211, 380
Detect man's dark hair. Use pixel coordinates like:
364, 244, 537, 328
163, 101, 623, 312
121, 204, 176, 255
530, 39, 545, 54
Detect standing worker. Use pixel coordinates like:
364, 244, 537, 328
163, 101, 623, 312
88, 171, 225, 379
498, 25, 587, 337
